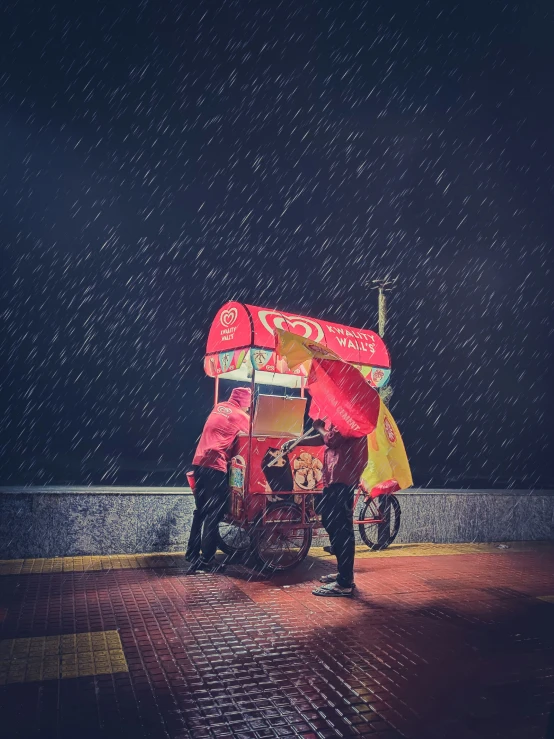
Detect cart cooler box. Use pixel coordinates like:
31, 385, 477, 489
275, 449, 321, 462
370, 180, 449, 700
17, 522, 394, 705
232, 434, 325, 495
227, 393, 324, 521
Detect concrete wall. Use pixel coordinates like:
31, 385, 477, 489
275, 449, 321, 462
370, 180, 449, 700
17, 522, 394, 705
394, 489, 554, 544
0, 487, 553, 559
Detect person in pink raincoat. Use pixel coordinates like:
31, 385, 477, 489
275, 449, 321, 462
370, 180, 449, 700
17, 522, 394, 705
186, 387, 251, 572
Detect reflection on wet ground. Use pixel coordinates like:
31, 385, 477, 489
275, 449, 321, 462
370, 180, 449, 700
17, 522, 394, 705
1, 543, 553, 738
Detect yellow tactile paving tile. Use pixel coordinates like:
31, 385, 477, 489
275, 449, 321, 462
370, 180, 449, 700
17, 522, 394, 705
0, 553, 183, 576
0, 630, 128, 685
312, 541, 554, 559
1, 542, 552, 577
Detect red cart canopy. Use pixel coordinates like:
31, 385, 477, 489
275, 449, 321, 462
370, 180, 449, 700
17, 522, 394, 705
204, 302, 391, 388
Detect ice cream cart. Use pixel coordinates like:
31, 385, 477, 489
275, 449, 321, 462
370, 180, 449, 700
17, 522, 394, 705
203, 301, 393, 572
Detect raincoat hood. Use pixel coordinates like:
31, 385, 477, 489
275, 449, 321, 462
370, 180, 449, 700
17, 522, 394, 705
229, 387, 252, 410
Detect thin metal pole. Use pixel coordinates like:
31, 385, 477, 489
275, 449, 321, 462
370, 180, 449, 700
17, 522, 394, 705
369, 277, 396, 408
378, 286, 387, 339
245, 366, 256, 505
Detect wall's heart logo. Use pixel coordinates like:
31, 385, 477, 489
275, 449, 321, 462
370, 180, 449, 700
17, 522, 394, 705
258, 311, 324, 343
220, 307, 238, 327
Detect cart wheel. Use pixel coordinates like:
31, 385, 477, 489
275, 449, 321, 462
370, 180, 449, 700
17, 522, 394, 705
217, 520, 251, 560
251, 502, 312, 573
357, 494, 401, 550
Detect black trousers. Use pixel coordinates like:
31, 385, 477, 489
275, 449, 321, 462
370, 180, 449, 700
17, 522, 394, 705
186, 466, 228, 562
316, 483, 356, 587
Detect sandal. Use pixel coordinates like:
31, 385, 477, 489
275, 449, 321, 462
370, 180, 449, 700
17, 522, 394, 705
312, 581, 354, 597
319, 573, 356, 588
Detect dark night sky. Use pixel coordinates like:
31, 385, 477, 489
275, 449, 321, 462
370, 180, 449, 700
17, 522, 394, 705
1, 1, 553, 487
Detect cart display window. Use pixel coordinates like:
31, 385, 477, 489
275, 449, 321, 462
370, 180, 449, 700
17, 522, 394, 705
252, 394, 306, 438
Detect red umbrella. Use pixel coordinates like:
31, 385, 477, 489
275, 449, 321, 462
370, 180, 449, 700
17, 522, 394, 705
275, 329, 380, 438
306, 357, 380, 438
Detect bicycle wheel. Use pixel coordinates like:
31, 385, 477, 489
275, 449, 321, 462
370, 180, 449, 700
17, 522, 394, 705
251, 501, 312, 573
358, 494, 401, 550
217, 520, 251, 559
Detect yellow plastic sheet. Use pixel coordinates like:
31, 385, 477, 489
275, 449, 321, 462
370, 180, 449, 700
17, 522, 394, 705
361, 400, 413, 491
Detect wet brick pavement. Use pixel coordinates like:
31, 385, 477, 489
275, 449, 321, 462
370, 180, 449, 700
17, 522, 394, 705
1, 543, 553, 739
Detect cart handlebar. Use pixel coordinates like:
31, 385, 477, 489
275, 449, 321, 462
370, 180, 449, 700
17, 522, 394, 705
266, 430, 321, 467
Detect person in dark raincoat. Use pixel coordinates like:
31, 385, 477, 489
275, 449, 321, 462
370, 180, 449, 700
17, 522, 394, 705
284, 419, 368, 596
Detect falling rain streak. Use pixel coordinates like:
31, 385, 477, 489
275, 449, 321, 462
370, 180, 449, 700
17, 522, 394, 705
0, 0, 553, 488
